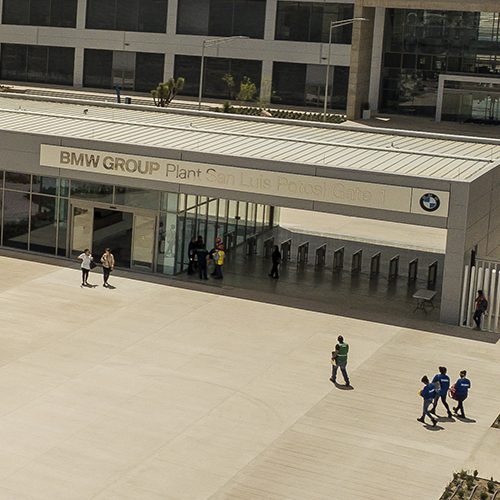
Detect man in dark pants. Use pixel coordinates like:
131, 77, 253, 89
418, 375, 437, 426
269, 245, 281, 279
187, 237, 197, 275
473, 290, 488, 331
196, 243, 209, 280
430, 366, 452, 418
330, 335, 350, 386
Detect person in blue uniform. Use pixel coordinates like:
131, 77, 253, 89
430, 366, 452, 418
417, 375, 437, 426
453, 370, 471, 418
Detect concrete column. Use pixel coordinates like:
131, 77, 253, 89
346, 3, 375, 120
0, 0, 4, 23
166, 0, 178, 35
164, 53, 175, 81
74, 47, 85, 87
260, 59, 273, 105
264, 0, 278, 41
76, 0, 87, 30
368, 7, 385, 113
440, 182, 469, 324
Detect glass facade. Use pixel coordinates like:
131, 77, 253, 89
0, 171, 274, 275
381, 10, 500, 116
174, 55, 262, 99
177, 0, 266, 39
272, 62, 349, 108
275, 2, 354, 44
2, 0, 78, 28
0, 44, 74, 85
83, 49, 164, 91
86, 0, 168, 33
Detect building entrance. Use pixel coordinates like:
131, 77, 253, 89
70, 202, 157, 271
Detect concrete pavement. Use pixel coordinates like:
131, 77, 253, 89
0, 255, 499, 500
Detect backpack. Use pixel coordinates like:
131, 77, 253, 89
478, 298, 488, 312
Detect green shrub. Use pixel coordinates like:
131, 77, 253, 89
458, 490, 464, 499
466, 478, 474, 490
459, 470, 468, 480
480, 492, 488, 500
487, 481, 495, 492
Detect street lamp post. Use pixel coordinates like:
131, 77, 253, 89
323, 17, 369, 122
198, 36, 248, 111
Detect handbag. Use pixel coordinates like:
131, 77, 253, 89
90, 261, 97, 270
449, 384, 457, 401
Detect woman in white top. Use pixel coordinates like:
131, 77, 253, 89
78, 248, 93, 286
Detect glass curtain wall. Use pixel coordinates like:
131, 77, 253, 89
0, 172, 274, 275
2, 0, 78, 28
174, 55, 262, 99
177, 0, 266, 39
381, 9, 500, 116
0, 44, 74, 85
86, 0, 167, 33
275, 2, 354, 43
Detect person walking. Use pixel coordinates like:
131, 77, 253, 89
330, 335, 350, 386
196, 242, 209, 280
473, 290, 488, 330
269, 245, 281, 279
78, 249, 93, 286
100, 247, 115, 287
430, 366, 452, 418
453, 370, 471, 418
417, 375, 438, 426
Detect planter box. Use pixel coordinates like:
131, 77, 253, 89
362, 109, 371, 120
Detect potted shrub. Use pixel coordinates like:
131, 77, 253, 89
362, 102, 371, 120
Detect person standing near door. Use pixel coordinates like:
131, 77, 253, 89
269, 245, 281, 279
78, 249, 93, 286
100, 248, 115, 287
214, 243, 225, 279
473, 290, 488, 330
196, 242, 209, 280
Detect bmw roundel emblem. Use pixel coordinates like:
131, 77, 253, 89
420, 193, 440, 212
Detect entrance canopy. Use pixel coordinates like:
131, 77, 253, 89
0, 94, 499, 229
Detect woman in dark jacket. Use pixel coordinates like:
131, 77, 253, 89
269, 245, 281, 279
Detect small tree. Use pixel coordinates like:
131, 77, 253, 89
236, 76, 258, 105
151, 77, 185, 107
222, 74, 235, 100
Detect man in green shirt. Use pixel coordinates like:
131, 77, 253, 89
330, 335, 350, 386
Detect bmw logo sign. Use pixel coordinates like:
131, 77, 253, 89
420, 193, 440, 212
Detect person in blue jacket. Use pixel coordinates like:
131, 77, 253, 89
453, 370, 471, 418
430, 366, 452, 418
417, 375, 437, 426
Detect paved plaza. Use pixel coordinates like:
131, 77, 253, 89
0, 255, 499, 500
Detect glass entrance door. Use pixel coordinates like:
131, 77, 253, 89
93, 208, 133, 268
132, 214, 156, 270
70, 205, 93, 258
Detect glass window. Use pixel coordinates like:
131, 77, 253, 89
157, 212, 177, 274
83, 49, 113, 89
135, 52, 165, 93
3, 190, 30, 250
1, 44, 28, 81
177, 0, 209, 35
161, 192, 179, 212
331, 66, 349, 110
58, 198, 68, 256
32, 176, 58, 195
86, 0, 167, 33
174, 55, 201, 96
114, 187, 159, 210
27, 45, 48, 83
0, 171, 3, 188
47, 46, 74, 85
60, 179, 69, 197
29, 194, 57, 254
2, 0, 77, 27
276, 2, 353, 43
233, 0, 265, 38
272, 62, 307, 105
2, 0, 30, 25
5, 172, 31, 191
70, 181, 113, 202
